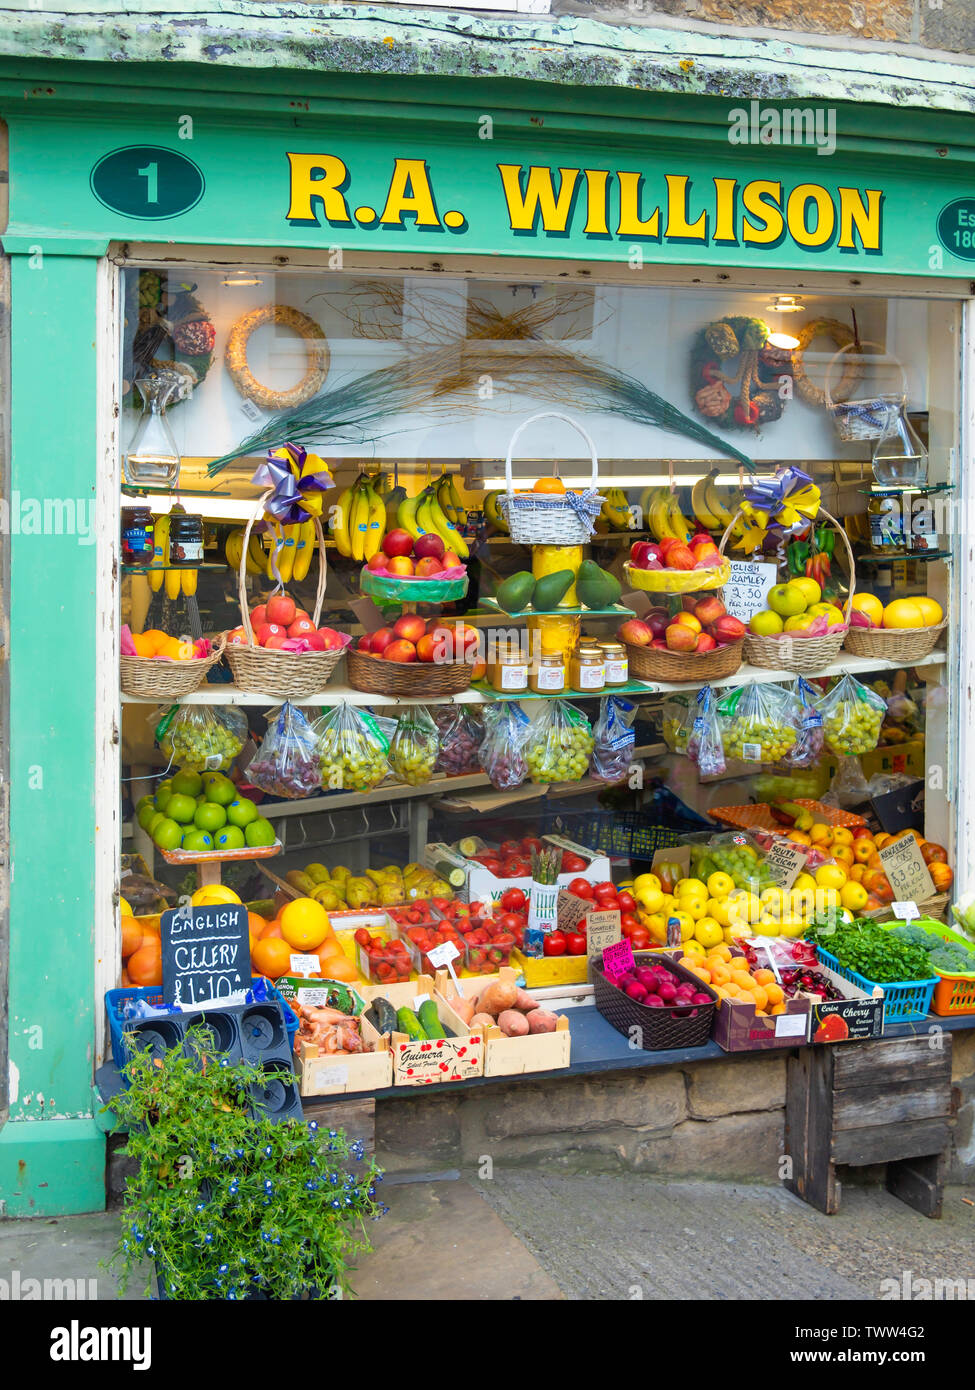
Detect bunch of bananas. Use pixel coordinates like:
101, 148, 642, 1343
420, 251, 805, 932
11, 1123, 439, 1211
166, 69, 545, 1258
483, 490, 509, 533
643, 487, 695, 544
148, 512, 198, 600
224, 527, 267, 576
329, 474, 386, 561
690, 469, 735, 531
396, 474, 470, 560
263, 518, 317, 583
599, 487, 635, 531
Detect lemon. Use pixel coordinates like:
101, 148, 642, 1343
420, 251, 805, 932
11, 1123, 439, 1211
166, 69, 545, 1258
755, 919, 781, 936
694, 918, 724, 949
817, 888, 841, 912
682, 938, 706, 958
760, 887, 784, 917
706, 871, 735, 899
779, 920, 807, 938
633, 872, 662, 902
637, 888, 665, 915
683, 896, 708, 921
708, 898, 731, 927
119, 896, 133, 917
815, 864, 848, 890
675, 877, 707, 898
794, 873, 818, 894
644, 913, 666, 941
729, 890, 762, 924
840, 881, 868, 912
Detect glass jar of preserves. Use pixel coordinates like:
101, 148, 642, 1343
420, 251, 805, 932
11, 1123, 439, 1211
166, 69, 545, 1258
529, 652, 565, 694
488, 650, 529, 693
599, 641, 628, 686
169, 510, 204, 565
569, 647, 605, 693
121, 506, 154, 565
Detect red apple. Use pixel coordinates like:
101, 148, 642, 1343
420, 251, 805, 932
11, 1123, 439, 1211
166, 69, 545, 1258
413, 532, 446, 561
306, 632, 327, 651
383, 639, 417, 662
689, 532, 714, 548
647, 613, 669, 639
713, 614, 747, 642
452, 624, 481, 658
387, 555, 414, 577
266, 595, 296, 627
393, 614, 427, 645
250, 604, 267, 629
288, 617, 317, 638
426, 625, 455, 658
358, 634, 374, 653
317, 627, 345, 652
370, 627, 396, 654
227, 626, 249, 646
366, 552, 388, 573
617, 619, 652, 646
665, 622, 699, 651
629, 541, 656, 568
414, 556, 444, 578
416, 634, 439, 662
264, 633, 289, 650
256, 622, 285, 646
650, 638, 669, 651
694, 596, 726, 625
696, 632, 718, 653
382, 528, 415, 559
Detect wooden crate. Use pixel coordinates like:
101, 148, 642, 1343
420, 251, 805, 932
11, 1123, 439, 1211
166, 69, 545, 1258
436, 967, 572, 1079
297, 1012, 393, 1097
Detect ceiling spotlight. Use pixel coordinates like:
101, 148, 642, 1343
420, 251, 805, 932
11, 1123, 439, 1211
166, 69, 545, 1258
766, 294, 804, 314
221, 271, 265, 287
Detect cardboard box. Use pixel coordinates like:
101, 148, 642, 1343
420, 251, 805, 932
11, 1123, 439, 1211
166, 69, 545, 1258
424, 835, 611, 908
513, 948, 589, 988
711, 990, 810, 1051
435, 967, 571, 1079
806, 963, 885, 1043
360, 975, 486, 1087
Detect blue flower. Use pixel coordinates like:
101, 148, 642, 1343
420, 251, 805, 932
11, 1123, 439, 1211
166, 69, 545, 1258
331, 1198, 342, 1209
308, 1121, 318, 1132
367, 1186, 376, 1198
264, 1180, 274, 1192
235, 1148, 245, 1158
219, 1058, 229, 1068
204, 1233, 214, 1244
262, 1198, 271, 1207
210, 1141, 218, 1153
147, 1245, 155, 1257
195, 1203, 206, 1213
263, 1145, 273, 1158
219, 1264, 229, 1274
305, 1180, 318, 1191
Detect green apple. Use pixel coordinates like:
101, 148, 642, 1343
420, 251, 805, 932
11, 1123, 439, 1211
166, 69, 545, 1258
165, 792, 198, 825
171, 769, 204, 798
214, 825, 246, 850
767, 582, 808, 618
155, 788, 173, 814
152, 817, 183, 851
245, 817, 276, 848
203, 773, 237, 807
194, 802, 227, 833
136, 794, 154, 814
137, 803, 156, 831
147, 811, 167, 838
749, 609, 785, 636
181, 828, 214, 852
226, 797, 258, 829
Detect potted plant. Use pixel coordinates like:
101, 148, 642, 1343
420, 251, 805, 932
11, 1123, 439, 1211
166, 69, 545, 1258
107, 1032, 386, 1300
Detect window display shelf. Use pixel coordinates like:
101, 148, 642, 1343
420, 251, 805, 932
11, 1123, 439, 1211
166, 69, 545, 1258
118, 649, 946, 709
857, 551, 951, 565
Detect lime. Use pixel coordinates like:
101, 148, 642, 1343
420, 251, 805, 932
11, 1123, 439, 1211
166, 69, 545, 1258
194, 802, 227, 833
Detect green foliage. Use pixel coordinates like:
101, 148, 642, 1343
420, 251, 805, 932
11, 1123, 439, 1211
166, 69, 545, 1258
806, 917, 935, 984
106, 1033, 385, 1300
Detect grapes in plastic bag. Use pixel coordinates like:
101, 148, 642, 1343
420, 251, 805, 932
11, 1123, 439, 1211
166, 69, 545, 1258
780, 676, 824, 769
687, 685, 726, 780
157, 703, 246, 773
433, 705, 485, 775
818, 673, 886, 756
245, 702, 321, 798
688, 831, 774, 894
525, 700, 595, 784
662, 694, 692, 753
390, 706, 439, 786
315, 703, 391, 793
718, 681, 799, 765
479, 702, 531, 790
590, 696, 637, 784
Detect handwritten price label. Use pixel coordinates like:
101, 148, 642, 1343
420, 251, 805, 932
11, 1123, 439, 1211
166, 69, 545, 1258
764, 840, 806, 890
879, 838, 936, 904
602, 938, 635, 981
723, 560, 777, 623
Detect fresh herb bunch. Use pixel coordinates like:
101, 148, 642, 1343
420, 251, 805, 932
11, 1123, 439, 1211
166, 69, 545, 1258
530, 845, 561, 885
107, 1033, 385, 1300
806, 915, 934, 984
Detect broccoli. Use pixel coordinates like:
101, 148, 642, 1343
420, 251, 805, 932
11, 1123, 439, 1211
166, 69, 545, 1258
888, 924, 933, 951
930, 943, 975, 973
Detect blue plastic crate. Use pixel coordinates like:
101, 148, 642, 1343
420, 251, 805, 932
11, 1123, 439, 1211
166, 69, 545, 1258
814, 946, 937, 1024
105, 982, 298, 1070
538, 808, 700, 860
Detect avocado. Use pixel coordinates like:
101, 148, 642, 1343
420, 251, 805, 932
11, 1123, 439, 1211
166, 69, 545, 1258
577, 559, 622, 609
531, 570, 576, 611
495, 571, 536, 614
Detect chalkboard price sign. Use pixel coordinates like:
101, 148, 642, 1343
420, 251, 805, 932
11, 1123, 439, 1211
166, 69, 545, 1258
161, 902, 251, 1007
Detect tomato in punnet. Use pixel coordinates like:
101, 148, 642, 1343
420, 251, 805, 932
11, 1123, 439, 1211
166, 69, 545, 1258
620, 913, 642, 934
543, 931, 567, 957
500, 839, 522, 856
565, 932, 587, 955
561, 852, 588, 873
617, 890, 636, 914
500, 887, 527, 913
520, 837, 544, 856
568, 877, 594, 900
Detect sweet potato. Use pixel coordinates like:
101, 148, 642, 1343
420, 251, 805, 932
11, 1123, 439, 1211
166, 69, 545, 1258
477, 981, 519, 1016
451, 996, 476, 1025
497, 1009, 530, 1037
470, 1012, 495, 1030
527, 1010, 559, 1034
513, 988, 540, 1012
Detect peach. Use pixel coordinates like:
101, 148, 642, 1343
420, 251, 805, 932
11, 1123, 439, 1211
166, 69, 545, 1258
266, 595, 296, 627
694, 596, 726, 625
617, 619, 652, 646
393, 614, 427, 644
689, 532, 714, 548
415, 634, 439, 662
658, 537, 681, 559
696, 632, 718, 652
383, 639, 417, 662
441, 550, 462, 569
414, 556, 444, 578
366, 552, 388, 572
665, 623, 699, 651
387, 555, 414, 577
692, 544, 722, 567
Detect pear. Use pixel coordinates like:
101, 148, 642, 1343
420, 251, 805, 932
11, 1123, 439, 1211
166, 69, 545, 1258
329, 865, 350, 887
286, 870, 317, 896
345, 876, 378, 909
379, 882, 404, 906
428, 878, 453, 898
311, 884, 342, 911
305, 862, 331, 885
365, 868, 385, 886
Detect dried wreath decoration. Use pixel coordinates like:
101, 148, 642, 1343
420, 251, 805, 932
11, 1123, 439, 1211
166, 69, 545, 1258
690, 314, 793, 430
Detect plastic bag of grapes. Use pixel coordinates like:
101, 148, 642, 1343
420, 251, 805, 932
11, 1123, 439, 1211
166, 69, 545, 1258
156, 703, 247, 773
390, 706, 440, 787
525, 699, 595, 785
314, 702, 391, 793
479, 701, 531, 790
433, 705, 485, 776
718, 681, 800, 766
686, 686, 726, 781
779, 676, 824, 769
818, 673, 886, 757
245, 701, 321, 798
590, 696, 637, 784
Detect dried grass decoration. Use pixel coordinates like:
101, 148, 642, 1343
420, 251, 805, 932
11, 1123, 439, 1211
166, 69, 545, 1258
208, 284, 755, 475
690, 315, 793, 430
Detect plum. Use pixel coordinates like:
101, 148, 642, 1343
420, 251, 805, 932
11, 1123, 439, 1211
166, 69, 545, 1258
643, 995, 665, 1008
625, 982, 649, 1002
657, 981, 678, 1004
690, 992, 713, 1006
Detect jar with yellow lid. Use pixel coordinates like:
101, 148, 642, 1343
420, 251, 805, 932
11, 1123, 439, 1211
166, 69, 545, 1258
599, 641, 628, 687
529, 652, 566, 694
487, 649, 529, 694
569, 647, 605, 693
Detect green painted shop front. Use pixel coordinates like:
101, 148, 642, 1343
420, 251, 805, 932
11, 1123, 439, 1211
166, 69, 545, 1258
1, 55, 972, 1216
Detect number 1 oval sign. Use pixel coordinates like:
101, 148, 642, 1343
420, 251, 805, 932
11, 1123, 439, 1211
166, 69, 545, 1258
90, 145, 205, 220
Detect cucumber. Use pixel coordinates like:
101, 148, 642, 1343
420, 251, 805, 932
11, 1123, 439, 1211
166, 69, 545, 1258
395, 1007, 426, 1042
371, 996, 398, 1036
418, 999, 443, 1040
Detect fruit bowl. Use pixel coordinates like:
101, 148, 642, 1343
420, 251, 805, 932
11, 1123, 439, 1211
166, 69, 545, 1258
359, 568, 468, 603
623, 560, 731, 594
625, 636, 743, 683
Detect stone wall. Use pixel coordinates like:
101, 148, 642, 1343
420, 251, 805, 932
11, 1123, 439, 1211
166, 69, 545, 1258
552, 0, 975, 55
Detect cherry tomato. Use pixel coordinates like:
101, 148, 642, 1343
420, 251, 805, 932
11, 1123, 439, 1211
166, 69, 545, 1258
568, 877, 594, 900
543, 931, 566, 957
617, 890, 636, 914
565, 932, 587, 955
500, 887, 527, 913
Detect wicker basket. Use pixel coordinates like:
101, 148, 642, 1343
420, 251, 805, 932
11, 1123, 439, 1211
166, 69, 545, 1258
224, 489, 346, 699
623, 560, 731, 595
719, 506, 855, 675
626, 637, 743, 683
825, 341, 907, 442
121, 632, 227, 699
843, 618, 946, 663
497, 412, 602, 546
592, 952, 718, 1050
346, 646, 474, 697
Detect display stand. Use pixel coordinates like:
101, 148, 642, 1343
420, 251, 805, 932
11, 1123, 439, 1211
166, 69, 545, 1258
157, 841, 282, 890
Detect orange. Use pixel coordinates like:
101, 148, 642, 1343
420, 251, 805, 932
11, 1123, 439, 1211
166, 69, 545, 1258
315, 938, 347, 970
252, 937, 293, 980
280, 898, 332, 951
532, 476, 566, 494
121, 915, 144, 960
120, 968, 132, 988
787, 830, 812, 846
128, 941, 162, 987
318, 955, 359, 983
261, 920, 284, 940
